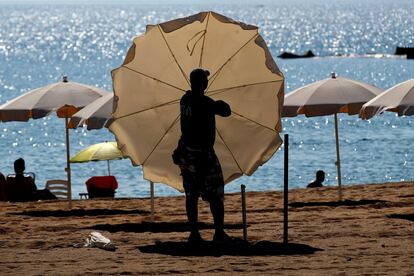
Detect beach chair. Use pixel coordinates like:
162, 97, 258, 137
6, 173, 37, 202
85, 176, 118, 199
45, 179, 69, 200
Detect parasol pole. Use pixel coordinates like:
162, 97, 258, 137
150, 181, 155, 222
334, 113, 342, 200
241, 184, 247, 241
283, 134, 289, 244
107, 160, 111, 175
65, 117, 72, 209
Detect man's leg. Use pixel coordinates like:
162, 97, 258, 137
209, 184, 232, 241
186, 194, 199, 234
183, 172, 203, 242
209, 197, 224, 234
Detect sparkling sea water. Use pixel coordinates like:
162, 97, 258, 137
0, 0, 413, 198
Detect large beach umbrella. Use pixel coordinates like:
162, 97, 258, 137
70, 93, 114, 130
283, 73, 383, 196
109, 11, 284, 191
70, 141, 125, 175
360, 79, 414, 119
0, 76, 109, 205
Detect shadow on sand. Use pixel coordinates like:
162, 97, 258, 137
14, 209, 150, 217
88, 222, 244, 233
387, 213, 414, 222
138, 240, 322, 256
289, 199, 387, 208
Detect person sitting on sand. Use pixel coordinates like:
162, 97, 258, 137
307, 170, 325, 188
173, 68, 232, 243
0, 173, 7, 201
6, 158, 38, 202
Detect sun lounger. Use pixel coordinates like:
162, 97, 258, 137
85, 176, 118, 198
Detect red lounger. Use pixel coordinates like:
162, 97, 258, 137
86, 176, 118, 198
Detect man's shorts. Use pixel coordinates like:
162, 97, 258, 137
173, 143, 224, 202
182, 169, 224, 202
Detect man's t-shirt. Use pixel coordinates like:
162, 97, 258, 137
180, 91, 231, 150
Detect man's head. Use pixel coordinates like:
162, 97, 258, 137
316, 170, 325, 182
14, 158, 25, 174
190, 68, 210, 93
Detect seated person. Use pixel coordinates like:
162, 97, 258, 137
6, 158, 38, 202
86, 175, 118, 198
0, 173, 7, 201
307, 170, 325, 188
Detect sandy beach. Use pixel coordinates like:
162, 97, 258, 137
0, 181, 413, 275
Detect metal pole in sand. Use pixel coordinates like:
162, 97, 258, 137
150, 181, 155, 222
241, 184, 247, 241
334, 113, 343, 200
283, 134, 289, 244
65, 117, 72, 210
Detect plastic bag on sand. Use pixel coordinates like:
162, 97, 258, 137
74, 231, 117, 251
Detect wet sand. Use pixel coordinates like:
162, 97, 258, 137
0, 181, 413, 275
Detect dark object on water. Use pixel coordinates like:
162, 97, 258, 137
395, 47, 414, 59
278, 50, 315, 59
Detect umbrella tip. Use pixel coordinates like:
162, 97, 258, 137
331, 72, 337, 79
63, 76, 68, 83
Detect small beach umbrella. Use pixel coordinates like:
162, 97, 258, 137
109, 11, 284, 191
70, 93, 114, 130
360, 79, 414, 119
0, 76, 109, 205
70, 141, 125, 175
283, 73, 383, 197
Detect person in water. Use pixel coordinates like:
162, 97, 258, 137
307, 170, 325, 188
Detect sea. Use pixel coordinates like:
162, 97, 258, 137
0, 0, 413, 198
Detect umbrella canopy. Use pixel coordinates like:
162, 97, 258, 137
283, 73, 383, 117
0, 76, 109, 205
109, 11, 284, 191
0, 76, 108, 121
70, 93, 114, 130
360, 79, 414, 119
70, 141, 124, 175
282, 73, 383, 196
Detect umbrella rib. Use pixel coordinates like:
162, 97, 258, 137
216, 128, 244, 174
123, 65, 186, 92
206, 79, 282, 95
157, 25, 191, 88
230, 110, 279, 133
113, 98, 181, 121
142, 114, 181, 166
199, 12, 211, 68
207, 33, 259, 91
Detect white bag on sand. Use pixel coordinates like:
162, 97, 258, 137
74, 231, 117, 251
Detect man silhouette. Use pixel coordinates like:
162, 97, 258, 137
173, 68, 231, 243
307, 170, 325, 188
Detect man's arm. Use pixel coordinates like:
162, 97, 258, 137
214, 100, 231, 117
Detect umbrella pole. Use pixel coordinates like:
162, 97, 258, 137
241, 184, 247, 241
150, 181, 155, 222
334, 113, 342, 200
107, 160, 111, 176
65, 117, 72, 209
283, 134, 289, 244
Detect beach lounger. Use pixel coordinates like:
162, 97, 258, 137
6, 173, 37, 202
85, 176, 118, 199
45, 179, 69, 200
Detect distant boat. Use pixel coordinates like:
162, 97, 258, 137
278, 50, 315, 59
395, 47, 414, 59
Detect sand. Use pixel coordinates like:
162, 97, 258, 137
0, 181, 413, 275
